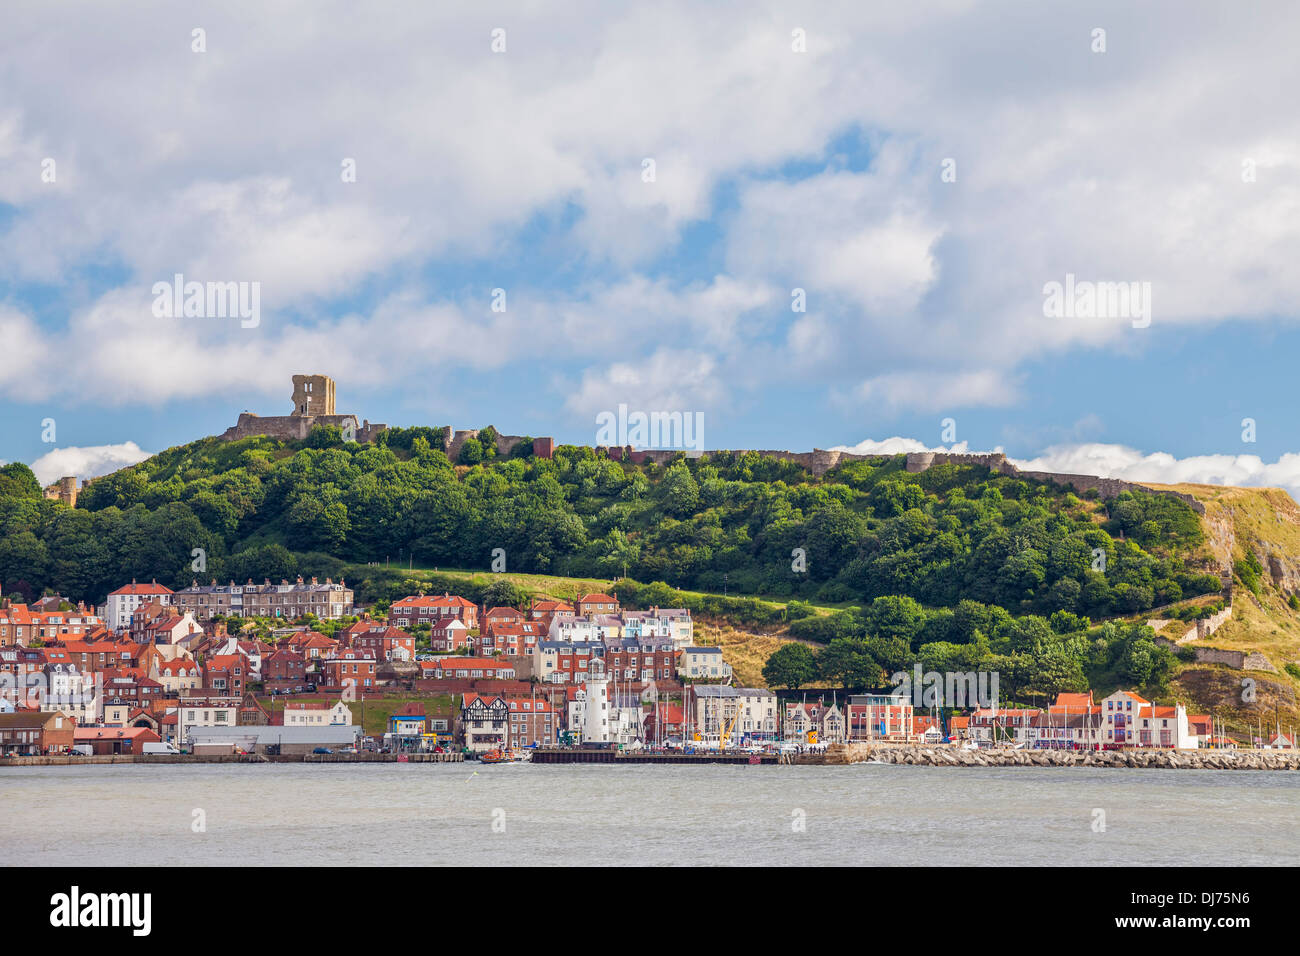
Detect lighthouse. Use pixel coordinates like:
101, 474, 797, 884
583, 662, 612, 744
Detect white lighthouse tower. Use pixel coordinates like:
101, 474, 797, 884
583, 661, 612, 744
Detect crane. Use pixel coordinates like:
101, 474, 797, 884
720, 703, 743, 750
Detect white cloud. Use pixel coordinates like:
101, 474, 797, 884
562, 349, 725, 429
2, 0, 1300, 421
833, 436, 1300, 499
832, 437, 978, 456
1010, 443, 1300, 497
30, 442, 152, 486
851, 369, 1021, 412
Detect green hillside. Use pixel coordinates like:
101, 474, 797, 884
0, 427, 1252, 707
0, 428, 1221, 621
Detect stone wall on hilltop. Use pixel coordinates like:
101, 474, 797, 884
903, 452, 1207, 514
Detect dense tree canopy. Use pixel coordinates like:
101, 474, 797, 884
2, 432, 1219, 625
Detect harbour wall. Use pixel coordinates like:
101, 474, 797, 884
819, 743, 1299, 770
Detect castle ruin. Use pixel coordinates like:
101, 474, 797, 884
43, 476, 81, 508
219, 374, 387, 444
215, 377, 1205, 515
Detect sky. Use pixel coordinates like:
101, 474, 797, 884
2, 2, 1300, 492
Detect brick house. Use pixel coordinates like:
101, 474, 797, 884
0, 711, 76, 754
0, 601, 35, 647
480, 621, 544, 657
846, 692, 916, 741
287, 631, 339, 660
603, 637, 676, 684
421, 658, 517, 680
505, 696, 556, 748
429, 618, 470, 653
351, 626, 416, 662
321, 650, 376, 691
527, 599, 575, 631
263, 647, 309, 694
74, 725, 162, 755
575, 593, 620, 617
59, 639, 142, 675
389, 592, 478, 629
642, 703, 685, 743
203, 655, 246, 698
483, 606, 524, 632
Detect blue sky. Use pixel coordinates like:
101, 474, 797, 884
3, 1, 1300, 491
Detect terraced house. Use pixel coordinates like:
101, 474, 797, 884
173, 577, 354, 621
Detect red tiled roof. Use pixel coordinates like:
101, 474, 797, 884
392, 593, 476, 609
109, 581, 175, 596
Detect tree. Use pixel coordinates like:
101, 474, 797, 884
457, 436, 484, 465
481, 578, 527, 609
762, 643, 818, 689
0, 531, 50, 586
659, 462, 700, 517
0, 463, 41, 500
817, 637, 886, 689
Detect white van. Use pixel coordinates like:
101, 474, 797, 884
142, 742, 181, 755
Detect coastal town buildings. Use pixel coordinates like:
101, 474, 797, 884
462, 693, 509, 753
172, 578, 354, 622
785, 698, 847, 744
104, 581, 174, 631
678, 646, 731, 680
691, 686, 778, 744
389, 592, 478, 629
506, 697, 556, 748
0, 711, 75, 754
845, 692, 916, 741
283, 699, 353, 726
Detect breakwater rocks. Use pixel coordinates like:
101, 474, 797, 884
821, 743, 1300, 770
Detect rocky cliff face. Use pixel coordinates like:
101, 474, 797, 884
1185, 485, 1300, 592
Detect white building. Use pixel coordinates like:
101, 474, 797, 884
623, 608, 693, 649
283, 699, 353, 726
678, 646, 731, 680
104, 580, 174, 632
177, 696, 240, 741
40, 663, 98, 725
690, 685, 778, 745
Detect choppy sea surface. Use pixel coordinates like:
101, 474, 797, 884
3, 763, 1296, 865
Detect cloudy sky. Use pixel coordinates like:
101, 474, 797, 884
3, 1, 1299, 491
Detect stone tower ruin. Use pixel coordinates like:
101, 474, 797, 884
291, 374, 335, 417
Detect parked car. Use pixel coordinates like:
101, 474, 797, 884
312, 747, 334, 754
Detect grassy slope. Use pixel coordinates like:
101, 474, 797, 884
1146, 483, 1300, 734
378, 565, 844, 616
